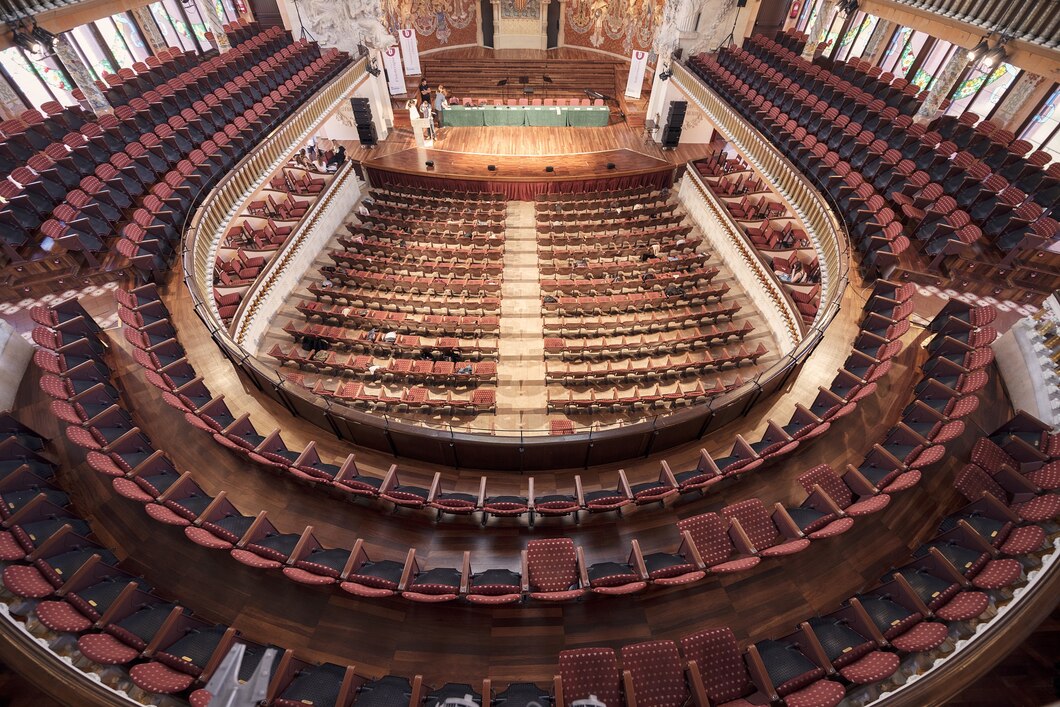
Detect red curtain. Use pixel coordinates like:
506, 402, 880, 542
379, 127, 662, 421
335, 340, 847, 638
364, 167, 675, 199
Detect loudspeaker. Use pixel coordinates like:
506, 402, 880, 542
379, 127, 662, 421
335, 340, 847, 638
606, 162, 616, 170
662, 100, 687, 149
737, 0, 747, 5
545, 166, 554, 172
487, 165, 497, 171
350, 97, 376, 146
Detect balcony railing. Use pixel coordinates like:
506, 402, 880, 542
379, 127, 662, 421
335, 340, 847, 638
671, 61, 849, 335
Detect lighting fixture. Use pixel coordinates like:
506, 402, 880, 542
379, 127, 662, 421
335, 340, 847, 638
965, 36, 990, 63
658, 67, 673, 82
30, 22, 57, 51
979, 40, 1007, 68
11, 26, 43, 55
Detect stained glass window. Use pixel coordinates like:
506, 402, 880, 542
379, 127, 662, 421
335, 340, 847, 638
161, 0, 202, 52
844, 14, 878, 61
967, 63, 1020, 118
112, 12, 151, 62
69, 26, 116, 80
28, 53, 77, 106
178, 0, 211, 50
909, 40, 953, 92
880, 26, 910, 74
94, 16, 134, 69
0, 47, 54, 109
150, 1, 194, 52
945, 63, 1017, 118
1020, 85, 1060, 159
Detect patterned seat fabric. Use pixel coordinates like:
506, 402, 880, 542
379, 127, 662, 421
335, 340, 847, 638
526, 538, 582, 596
621, 640, 689, 707
722, 499, 807, 555
677, 512, 760, 572
558, 647, 621, 707
679, 628, 756, 704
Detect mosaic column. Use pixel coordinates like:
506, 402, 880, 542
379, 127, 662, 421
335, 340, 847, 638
0, 77, 24, 120
991, 72, 1045, 130
801, 0, 837, 60
54, 34, 113, 116
914, 50, 966, 124
131, 5, 169, 54
860, 18, 892, 63
197, 0, 233, 53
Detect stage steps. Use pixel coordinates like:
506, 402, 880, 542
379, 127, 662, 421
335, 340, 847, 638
494, 201, 549, 431
417, 59, 619, 104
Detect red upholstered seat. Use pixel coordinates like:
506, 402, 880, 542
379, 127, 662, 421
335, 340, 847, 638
781, 678, 847, 707
0, 532, 26, 561
889, 621, 948, 652
881, 470, 921, 493
999, 525, 1045, 555
807, 516, 854, 539
558, 647, 620, 707
35, 600, 94, 633
846, 494, 891, 515
130, 661, 196, 694
189, 689, 212, 707
935, 591, 989, 622
2, 565, 55, 598
230, 548, 284, 569
184, 526, 235, 550
526, 538, 585, 600
970, 558, 1021, 590
113, 478, 155, 502
339, 581, 396, 598
78, 633, 141, 664
145, 503, 192, 526
621, 640, 690, 707
837, 650, 899, 684
283, 566, 337, 586
1011, 494, 1060, 523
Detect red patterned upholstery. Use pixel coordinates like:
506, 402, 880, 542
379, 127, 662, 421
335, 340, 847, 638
526, 538, 585, 599
113, 478, 155, 502
999, 525, 1045, 555
807, 516, 854, 539
836, 651, 898, 684
145, 503, 192, 526
85, 451, 125, 477
558, 647, 620, 707
881, 470, 921, 493
184, 526, 235, 550
339, 581, 396, 598
889, 621, 948, 652
621, 640, 689, 707
130, 661, 196, 694
935, 591, 989, 622
35, 599, 94, 632
722, 499, 810, 556
1027, 461, 1060, 490
78, 633, 141, 664
1011, 494, 1060, 523
2, 565, 55, 598
782, 678, 846, 707
970, 558, 1021, 589
189, 689, 212, 707
970, 438, 1015, 474
283, 566, 338, 586
677, 512, 761, 572
679, 628, 754, 704
230, 548, 284, 569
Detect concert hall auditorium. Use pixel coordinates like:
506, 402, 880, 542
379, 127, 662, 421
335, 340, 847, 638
0, 0, 1057, 703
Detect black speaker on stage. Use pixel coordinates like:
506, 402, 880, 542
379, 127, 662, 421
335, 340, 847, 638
350, 97, 377, 146
662, 100, 686, 150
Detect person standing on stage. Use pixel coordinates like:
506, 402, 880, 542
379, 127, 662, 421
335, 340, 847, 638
419, 77, 431, 105
433, 85, 448, 128
420, 99, 435, 140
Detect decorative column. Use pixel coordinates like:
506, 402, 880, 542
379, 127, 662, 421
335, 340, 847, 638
801, 0, 837, 59
197, 0, 232, 52
131, 5, 168, 54
54, 35, 113, 116
860, 18, 892, 63
991, 72, 1045, 130
913, 50, 967, 123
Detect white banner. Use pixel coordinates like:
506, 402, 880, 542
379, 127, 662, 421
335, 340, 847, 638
382, 46, 406, 95
625, 50, 649, 99
398, 29, 421, 76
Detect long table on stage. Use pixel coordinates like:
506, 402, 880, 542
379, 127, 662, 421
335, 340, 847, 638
440, 104, 610, 128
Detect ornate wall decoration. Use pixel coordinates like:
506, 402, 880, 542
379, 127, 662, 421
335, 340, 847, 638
914, 51, 966, 123
992, 72, 1044, 128
382, 0, 476, 45
501, 0, 540, 19
566, 0, 662, 53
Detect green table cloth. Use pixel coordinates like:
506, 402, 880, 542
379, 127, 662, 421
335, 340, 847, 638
439, 105, 610, 128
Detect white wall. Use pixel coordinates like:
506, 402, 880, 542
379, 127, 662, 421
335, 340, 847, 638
0, 321, 33, 412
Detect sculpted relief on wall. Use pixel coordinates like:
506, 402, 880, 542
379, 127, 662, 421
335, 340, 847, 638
381, 0, 476, 44
295, 0, 393, 53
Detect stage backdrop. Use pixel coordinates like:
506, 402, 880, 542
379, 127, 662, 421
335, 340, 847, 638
382, 0, 479, 53
564, 0, 664, 57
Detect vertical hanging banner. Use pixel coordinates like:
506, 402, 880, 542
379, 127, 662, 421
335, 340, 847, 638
399, 29, 421, 76
625, 50, 649, 99
382, 46, 406, 95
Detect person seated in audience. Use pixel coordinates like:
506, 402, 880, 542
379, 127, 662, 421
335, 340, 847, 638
326, 146, 347, 172
383, 330, 398, 344
446, 348, 462, 363
457, 363, 473, 375
642, 271, 655, 281
321, 277, 333, 288
366, 328, 379, 342
357, 203, 370, 216
664, 283, 684, 297
420, 347, 435, 361
368, 364, 383, 376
